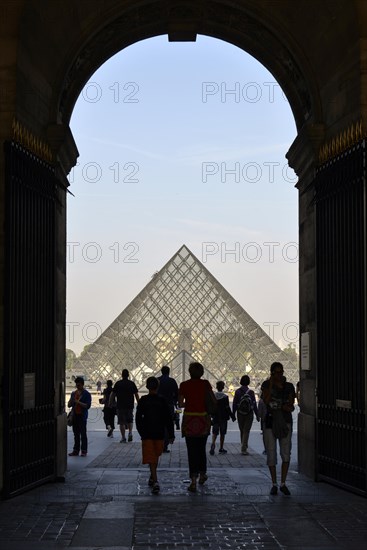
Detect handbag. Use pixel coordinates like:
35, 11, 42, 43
67, 409, 74, 427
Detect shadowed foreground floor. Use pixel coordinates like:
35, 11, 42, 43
0, 427, 366, 550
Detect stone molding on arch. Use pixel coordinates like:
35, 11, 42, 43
54, 0, 320, 133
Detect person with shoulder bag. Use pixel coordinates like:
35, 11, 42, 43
68, 377, 92, 457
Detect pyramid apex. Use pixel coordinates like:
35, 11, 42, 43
176, 243, 192, 254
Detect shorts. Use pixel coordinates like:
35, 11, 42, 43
263, 424, 292, 466
117, 408, 133, 425
212, 420, 227, 436
142, 439, 164, 464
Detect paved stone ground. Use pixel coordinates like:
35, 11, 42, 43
87, 439, 266, 470
0, 414, 367, 549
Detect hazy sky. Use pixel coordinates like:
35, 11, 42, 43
67, 35, 299, 355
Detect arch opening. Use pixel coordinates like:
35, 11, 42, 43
66, 35, 299, 395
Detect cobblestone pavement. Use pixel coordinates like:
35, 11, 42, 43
132, 499, 367, 549
133, 501, 277, 549
0, 428, 367, 549
87, 439, 266, 470
0, 501, 87, 545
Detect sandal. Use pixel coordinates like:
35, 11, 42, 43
187, 478, 197, 492
198, 473, 208, 485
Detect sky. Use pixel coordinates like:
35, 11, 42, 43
66, 34, 299, 356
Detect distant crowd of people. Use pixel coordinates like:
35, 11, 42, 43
67, 362, 296, 496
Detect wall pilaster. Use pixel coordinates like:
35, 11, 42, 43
287, 123, 325, 479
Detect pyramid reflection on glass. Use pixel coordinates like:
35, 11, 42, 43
74, 245, 298, 390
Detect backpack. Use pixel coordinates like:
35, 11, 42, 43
237, 390, 253, 415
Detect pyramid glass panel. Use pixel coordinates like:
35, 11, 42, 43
74, 245, 298, 390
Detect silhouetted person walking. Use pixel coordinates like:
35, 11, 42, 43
261, 362, 295, 496
157, 365, 179, 452
232, 375, 259, 455
68, 377, 92, 457
209, 381, 235, 455
101, 380, 116, 437
179, 362, 216, 492
136, 376, 175, 494
110, 369, 139, 442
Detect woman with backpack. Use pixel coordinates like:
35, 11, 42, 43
232, 375, 259, 455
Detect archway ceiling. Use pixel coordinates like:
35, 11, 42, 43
52, 0, 321, 129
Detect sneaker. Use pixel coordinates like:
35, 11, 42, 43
107, 426, 114, 437
209, 444, 215, 456
241, 451, 249, 455
68, 451, 79, 456
280, 485, 291, 496
120, 437, 127, 443
219, 448, 227, 454
128, 433, 133, 442
270, 485, 278, 495
80, 451, 87, 457
152, 482, 160, 494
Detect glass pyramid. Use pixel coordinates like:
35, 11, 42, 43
74, 245, 298, 390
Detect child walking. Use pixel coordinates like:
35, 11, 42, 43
210, 381, 236, 455
136, 376, 175, 494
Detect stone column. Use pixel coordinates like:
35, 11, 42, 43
47, 124, 79, 478
287, 123, 325, 479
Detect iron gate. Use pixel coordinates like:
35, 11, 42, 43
3, 141, 57, 496
315, 139, 366, 494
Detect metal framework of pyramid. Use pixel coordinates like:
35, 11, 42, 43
74, 245, 298, 390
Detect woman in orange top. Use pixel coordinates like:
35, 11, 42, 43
178, 362, 215, 492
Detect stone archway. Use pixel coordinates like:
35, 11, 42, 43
54, 4, 321, 129
0, 0, 366, 496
